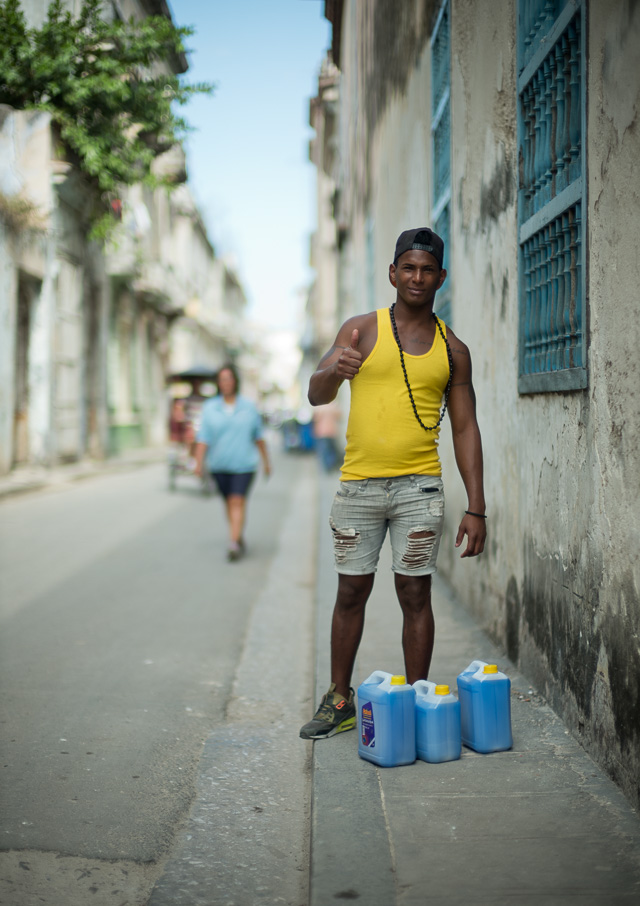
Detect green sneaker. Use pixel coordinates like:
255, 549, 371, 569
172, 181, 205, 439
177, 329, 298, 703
300, 684, 356, 739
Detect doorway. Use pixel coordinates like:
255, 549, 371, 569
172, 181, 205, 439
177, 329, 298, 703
12, 276, 37, 465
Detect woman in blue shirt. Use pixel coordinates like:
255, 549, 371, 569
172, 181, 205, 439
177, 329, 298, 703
195, 364, 271, 561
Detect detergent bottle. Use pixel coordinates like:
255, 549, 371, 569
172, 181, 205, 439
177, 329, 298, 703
357, 671, 416, 767
456, 660, 513, 753
414, 680, 461, 763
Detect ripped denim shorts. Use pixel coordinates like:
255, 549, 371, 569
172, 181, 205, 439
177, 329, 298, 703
329, 475, 445, 576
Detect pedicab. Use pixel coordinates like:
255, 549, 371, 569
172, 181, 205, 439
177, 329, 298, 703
167, 366, 217, 494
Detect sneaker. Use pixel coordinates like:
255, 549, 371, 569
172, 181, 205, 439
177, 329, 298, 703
299, 684, 356, 739
227, 541, 242, 562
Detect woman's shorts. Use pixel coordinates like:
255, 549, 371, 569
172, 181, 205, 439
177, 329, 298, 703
211, 471, 255, 498
329, 475, 445, 576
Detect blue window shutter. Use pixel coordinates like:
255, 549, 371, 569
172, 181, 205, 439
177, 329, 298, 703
517, 0, 587, 392
431, 0, 452, 326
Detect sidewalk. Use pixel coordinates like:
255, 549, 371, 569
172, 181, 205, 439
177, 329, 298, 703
0, 447, 167, 501
307, 471, 640, 906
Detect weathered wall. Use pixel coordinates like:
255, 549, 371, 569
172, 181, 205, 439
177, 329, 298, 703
368, 40, 434, 310
436, 0, 640, 811
559, 0, 640, 796
336, 0, 437, 319
437, 0, 519, 640
329, 0, 640, 809
0, 106, 56, 471
0, 220, 18, 474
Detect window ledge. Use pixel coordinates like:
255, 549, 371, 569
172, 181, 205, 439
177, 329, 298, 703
518, 367, 587, 394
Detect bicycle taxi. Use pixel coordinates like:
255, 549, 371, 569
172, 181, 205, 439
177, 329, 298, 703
167, 366, 217, 493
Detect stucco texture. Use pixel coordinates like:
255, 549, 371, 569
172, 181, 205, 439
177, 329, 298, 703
440, 0, 640, 808
331, 0, 640, 810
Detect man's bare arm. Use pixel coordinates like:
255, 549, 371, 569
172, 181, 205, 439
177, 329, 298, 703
308, 320, 363, 405
446, 335, 486, 557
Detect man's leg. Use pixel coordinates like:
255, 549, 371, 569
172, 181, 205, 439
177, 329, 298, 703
300, 574, 374, 740
331, 572, 375, 698
300, 480, 384, 740
394, 573, 434, 684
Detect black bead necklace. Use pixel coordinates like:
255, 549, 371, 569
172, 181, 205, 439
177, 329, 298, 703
388, 302, 453, 432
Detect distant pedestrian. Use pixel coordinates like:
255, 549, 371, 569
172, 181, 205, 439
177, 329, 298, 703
300, 228, 486, 740
312, 400, 342, 472
194, 364, 271, 561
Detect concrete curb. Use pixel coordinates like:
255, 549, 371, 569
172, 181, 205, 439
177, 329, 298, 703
308, 472, 396, 905
148, 456, 316, 905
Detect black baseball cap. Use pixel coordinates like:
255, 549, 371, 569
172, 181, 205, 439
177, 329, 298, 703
393, 228, 444, 268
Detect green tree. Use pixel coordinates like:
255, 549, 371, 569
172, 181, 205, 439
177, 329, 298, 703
0, 0, 213, 237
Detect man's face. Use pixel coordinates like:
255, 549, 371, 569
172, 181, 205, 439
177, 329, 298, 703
389, 249, 446, 307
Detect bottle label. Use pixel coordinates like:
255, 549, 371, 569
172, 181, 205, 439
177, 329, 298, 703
361, 701, 375, 748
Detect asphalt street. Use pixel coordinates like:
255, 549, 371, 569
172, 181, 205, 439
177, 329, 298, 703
0, 440, 315, 905
3, 444, 639, 906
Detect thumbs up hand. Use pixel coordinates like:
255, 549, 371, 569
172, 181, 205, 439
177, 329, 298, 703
336, 328, 362, 381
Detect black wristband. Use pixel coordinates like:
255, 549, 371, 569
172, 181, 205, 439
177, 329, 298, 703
465, 510, 487, 519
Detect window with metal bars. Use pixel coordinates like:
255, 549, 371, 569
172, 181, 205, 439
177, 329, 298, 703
431, 0, 451, 325
517, 0, 587, 392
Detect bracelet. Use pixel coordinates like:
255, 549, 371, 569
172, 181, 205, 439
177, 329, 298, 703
465, 510, 487, 519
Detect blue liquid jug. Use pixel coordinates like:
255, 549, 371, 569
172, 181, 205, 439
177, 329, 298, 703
457, 660, 513, 753
357, 671, 416, 767
414, 680, 461, 763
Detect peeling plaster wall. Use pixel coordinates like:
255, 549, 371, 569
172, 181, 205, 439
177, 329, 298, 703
438, 0, 520, 642
438, 0, 640, 809
367, 42, 434, 311
331, 0, 640, 809
336, 0, 436, 320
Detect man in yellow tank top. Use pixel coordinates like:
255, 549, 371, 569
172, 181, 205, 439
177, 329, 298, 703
300, 228, 486, 740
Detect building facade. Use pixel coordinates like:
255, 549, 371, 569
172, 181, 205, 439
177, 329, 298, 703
311, 0, 640, 808
302, 56, 342, 415
0, 0, 246, 472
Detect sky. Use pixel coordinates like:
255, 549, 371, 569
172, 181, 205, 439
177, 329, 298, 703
168, 0, 332, 332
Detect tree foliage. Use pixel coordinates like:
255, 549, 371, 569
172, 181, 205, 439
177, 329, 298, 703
0, 0, 213, 235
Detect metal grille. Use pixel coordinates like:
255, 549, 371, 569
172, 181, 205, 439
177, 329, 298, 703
519, 0, 565, 72
432, 1, 450, 115
521, 201, 583, 375
431, 0, 451, 325
520, 13, 582, 221
433, 108, 451, 197
517, 0, 586, 392
433, 205, 451, 325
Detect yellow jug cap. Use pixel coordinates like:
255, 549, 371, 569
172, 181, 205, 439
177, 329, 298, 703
483, 664, 499, 674
435, 684, 450, 695
390, 675, 406, 685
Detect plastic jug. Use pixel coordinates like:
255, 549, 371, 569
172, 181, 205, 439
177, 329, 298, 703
414, 680, 461, 763
457, 660, 513, 753
357, 671, 416, 767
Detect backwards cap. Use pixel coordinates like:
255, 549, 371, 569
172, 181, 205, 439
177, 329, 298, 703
393, 228, 444, 268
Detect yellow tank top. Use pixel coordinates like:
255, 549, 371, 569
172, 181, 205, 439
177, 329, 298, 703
341, 308, 450, 480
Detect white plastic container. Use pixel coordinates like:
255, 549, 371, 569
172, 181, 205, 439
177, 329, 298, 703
414, 680, 461, 763
357, 671, 416, 767
457, 660, 513, 753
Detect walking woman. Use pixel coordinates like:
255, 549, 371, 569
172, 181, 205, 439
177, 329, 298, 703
194, 364, 271, 561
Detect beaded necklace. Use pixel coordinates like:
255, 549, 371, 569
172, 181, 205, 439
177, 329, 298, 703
388, 302, 453, 432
